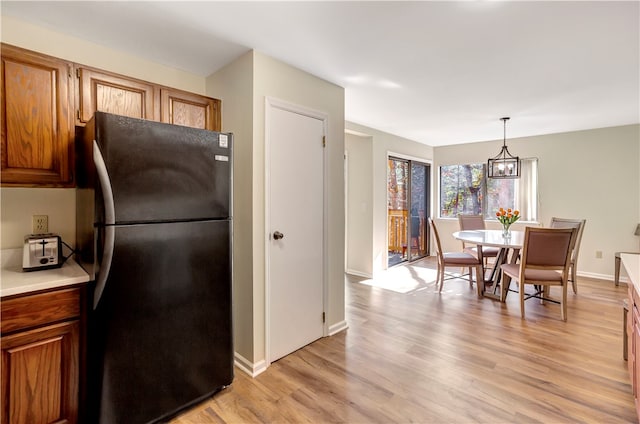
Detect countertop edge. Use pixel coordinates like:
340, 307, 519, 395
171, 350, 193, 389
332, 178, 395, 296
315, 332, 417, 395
621, 253, 640, 294
1, 248, 90, 298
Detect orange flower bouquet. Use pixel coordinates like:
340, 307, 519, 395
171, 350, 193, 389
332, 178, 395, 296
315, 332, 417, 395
496, 207, 520, 237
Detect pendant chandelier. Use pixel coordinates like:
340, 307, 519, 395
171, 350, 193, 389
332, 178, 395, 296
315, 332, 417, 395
487, 117, 520, 179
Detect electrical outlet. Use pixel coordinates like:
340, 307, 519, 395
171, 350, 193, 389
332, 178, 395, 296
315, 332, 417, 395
32, 215, 48, 233
595, 250, 603, 259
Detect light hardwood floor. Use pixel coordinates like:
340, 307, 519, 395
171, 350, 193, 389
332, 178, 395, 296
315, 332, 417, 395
172, 257, 636, 423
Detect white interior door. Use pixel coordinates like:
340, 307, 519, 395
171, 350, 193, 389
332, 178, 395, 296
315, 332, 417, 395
267, 100, 325, 363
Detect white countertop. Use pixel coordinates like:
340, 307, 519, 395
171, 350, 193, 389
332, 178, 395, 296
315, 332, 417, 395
1, 248, 90, 298
622, 253, 640, 294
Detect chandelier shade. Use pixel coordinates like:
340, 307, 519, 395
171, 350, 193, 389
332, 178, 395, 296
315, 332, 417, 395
487, 117, 520, 179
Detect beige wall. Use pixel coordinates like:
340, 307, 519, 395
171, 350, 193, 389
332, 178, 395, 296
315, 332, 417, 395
434, 124, 640, 280
205, 51, 255, 366
1, 15, 204, 93
0, 15, 207, 250
345, 133, 374, 277
345, 122, 434, 276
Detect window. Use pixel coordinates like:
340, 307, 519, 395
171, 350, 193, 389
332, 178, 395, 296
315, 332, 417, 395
439, 158, 537, 221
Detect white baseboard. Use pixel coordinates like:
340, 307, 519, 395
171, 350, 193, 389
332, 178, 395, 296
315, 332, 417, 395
346, 269, 372, 279
577, 271, 628, 284
234, 352, 267, 378
329, 320, 348, 336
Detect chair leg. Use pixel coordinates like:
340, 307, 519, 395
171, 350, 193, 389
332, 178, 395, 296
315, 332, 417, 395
476, 265, 484, 297
439, 266, 445, 292
468, 267, 473, 287
500, 272, 510, 302
561, 283, 568, 321
571, 264, 577, 294
520, 281, 526, 319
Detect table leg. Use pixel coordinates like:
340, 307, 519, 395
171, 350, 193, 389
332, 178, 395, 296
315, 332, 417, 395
477, 245, 485, 297
482, 247, 520, 302
500, 248, 521, 301
482, 248, 507, 300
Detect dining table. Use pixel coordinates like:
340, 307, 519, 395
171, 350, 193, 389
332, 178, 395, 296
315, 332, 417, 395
452, 229, 525, 301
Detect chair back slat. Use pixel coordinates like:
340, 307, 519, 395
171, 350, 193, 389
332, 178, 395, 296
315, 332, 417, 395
525, 230, 574, 267
458, 214, 486, 231
428, 218, 443, 258
549, 217, 586, 261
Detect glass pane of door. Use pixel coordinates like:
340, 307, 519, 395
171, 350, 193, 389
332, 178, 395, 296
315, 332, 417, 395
409, 162, 429, 261
387, 158, 408, 267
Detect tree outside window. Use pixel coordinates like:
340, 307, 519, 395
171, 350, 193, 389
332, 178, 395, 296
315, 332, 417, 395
439, 159, 537, 221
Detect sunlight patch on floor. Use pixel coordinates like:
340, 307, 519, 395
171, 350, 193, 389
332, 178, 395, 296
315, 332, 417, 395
356, 264, 469, 294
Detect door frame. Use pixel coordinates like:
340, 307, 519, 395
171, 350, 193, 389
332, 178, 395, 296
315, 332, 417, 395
264, 96, 329, 366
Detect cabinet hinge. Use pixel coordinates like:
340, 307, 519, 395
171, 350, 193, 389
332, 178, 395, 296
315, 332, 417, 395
68, 64, 72, 78
322, 136, 326, 148
322, 312, 326, 323
76, 68, 81, 78
77, 110, 81, 120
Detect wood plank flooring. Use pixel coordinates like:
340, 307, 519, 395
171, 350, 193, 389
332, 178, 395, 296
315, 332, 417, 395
172, 257, 637, 423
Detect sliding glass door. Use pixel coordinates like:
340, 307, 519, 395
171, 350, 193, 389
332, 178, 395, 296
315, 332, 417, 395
409, 161, 429, 261
388, 157, 430, 267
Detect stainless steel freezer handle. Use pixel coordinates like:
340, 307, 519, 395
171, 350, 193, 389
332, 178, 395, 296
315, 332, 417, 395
93, 140, 116, 309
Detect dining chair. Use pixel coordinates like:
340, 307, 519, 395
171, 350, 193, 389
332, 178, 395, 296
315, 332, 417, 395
457, 214, 500, 264
429, 218, 484, 295
500, 227, 577, 321
549, 217, 586, 294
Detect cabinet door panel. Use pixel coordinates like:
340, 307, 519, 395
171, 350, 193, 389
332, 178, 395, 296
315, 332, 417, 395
77, 67, 157, 124
1, 45, 74, 186
1, 321, 79, 424
161, 88, 221, 131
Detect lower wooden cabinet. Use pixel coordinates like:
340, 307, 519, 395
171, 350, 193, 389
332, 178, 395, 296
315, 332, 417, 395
628, 285, 640, 419
1, 287, 83, 424
1, 321, 79, 424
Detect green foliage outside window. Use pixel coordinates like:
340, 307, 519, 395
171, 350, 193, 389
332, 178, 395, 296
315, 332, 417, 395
440, 164, 518, 219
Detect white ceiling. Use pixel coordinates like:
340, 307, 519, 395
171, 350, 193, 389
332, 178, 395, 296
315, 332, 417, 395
2, 1, 639, 146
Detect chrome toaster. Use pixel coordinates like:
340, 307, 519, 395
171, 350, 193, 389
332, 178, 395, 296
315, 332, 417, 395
23, 233, 63, 271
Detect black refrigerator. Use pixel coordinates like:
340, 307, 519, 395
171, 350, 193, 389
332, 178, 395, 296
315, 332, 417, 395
76, 112, 233, 423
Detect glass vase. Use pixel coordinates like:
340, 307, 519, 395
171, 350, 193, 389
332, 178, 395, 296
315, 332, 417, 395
502, 224, 511, 238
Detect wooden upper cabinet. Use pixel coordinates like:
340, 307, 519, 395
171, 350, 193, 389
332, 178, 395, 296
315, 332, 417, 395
76, 67, 158, 125
1, 44, 222, 187
1, 44, 75, 187
161, 88, 221, 131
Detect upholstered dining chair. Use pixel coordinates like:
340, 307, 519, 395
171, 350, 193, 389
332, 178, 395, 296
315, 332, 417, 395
457, 214, 500, 265
549, 217, 586, 294
429, 218, 484, 295
500, 227, 577, 321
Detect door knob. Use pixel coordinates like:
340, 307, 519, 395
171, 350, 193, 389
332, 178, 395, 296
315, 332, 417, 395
273, 231, 284, 240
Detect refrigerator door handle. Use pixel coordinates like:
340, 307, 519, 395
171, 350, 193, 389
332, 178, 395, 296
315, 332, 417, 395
93, 140, 116, 309
93, 140, 116, 225
93, 225, 114, 309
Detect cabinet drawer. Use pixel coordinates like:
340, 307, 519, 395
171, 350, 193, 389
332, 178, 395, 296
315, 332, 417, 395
1, 287, 81, 334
